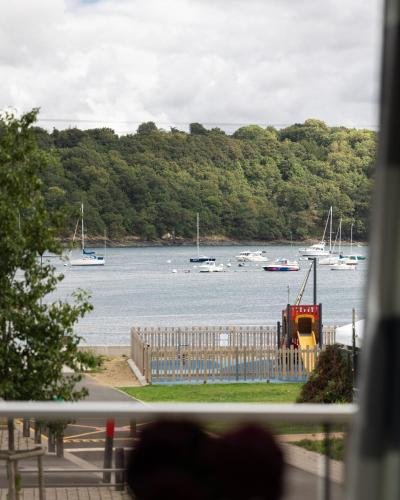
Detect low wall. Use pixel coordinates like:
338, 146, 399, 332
78, 345, 130, 356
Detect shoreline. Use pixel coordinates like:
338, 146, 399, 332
62, 236, 368, 248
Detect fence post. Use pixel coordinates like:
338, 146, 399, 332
277, 321, 281, 348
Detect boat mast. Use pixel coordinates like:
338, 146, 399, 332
81, 203, 84, 252
196, 212, 200, 257
350, 222, 353, 254
321, 207, 331, 245
329, 207, 333, 254
339, 218, 342, 255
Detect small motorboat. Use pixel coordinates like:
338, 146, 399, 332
235, 250, 268, 262
198, 261, 224, 272
330, 261, 356, 271
263, 259, 300, 272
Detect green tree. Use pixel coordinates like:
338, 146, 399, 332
297, 345, 353, 403
137, 121, 158, 134
0, 110, 94, 448
189, 123, 208, 135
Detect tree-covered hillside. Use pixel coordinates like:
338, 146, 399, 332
34, 119, 376, 242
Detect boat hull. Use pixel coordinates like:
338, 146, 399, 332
330, 264, 355, 271
263, 266, 299, 272
70, 257, 105, 266
190, 257, 216, 262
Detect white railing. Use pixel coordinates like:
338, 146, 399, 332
0, 401, 356, 423
0, 402, 357, 500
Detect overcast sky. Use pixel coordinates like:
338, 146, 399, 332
0, 0, 383, 134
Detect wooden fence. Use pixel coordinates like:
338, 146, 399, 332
147, 345, 319, 384
130, 325, 336, 384
132, 325, 335, 348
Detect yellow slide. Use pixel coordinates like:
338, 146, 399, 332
297, 331, 317, 372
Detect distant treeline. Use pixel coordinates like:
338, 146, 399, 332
34, 119, 375, 242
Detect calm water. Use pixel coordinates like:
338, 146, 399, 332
49, 245, 368, 345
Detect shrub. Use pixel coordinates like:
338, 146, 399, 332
297, 344, 353, 403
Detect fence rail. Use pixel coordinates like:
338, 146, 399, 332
131, 325, 336, 384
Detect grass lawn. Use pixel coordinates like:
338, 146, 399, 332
120, 382, 327, 435
293, 438, 346, 461
120, 382, 303, 403
120, 383, 348, 436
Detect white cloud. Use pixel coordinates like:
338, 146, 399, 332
0, 0, 383, 133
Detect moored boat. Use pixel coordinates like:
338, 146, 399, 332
189, 213, 215, 262
330, 261, 356, 271
69, 204, 105, 266
235, 250, 268, 262
299, 207, 332, 257
263, 259, 300, 272
198, 261, 224, 272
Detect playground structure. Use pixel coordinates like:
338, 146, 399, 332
280, 259, 322, 372
281, 304, 321, 372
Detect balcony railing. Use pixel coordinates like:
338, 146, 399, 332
0, 402, 357, 500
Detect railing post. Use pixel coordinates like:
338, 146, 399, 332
56, 434, 64, 458
47, 428, 56, 453
323, 423, 331, 500
38, 454, 46, 500
130, 420, 137, 437
103, 419, 115, 483
22, 419, 30, 438
115, 447, 125, 490
34, 421, 41, 444
7, 459, 17, 500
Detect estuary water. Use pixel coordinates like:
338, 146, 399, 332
49, 245, 368, 345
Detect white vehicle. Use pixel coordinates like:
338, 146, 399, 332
235, 250, 268, 262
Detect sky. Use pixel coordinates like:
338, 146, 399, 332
0, 0, 383, 134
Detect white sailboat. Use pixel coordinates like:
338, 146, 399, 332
319, 217, 343, 265
69, 204, 106, 266
299, 207, 332, 257
189, 213, 215, 262
340, 223, 366, 261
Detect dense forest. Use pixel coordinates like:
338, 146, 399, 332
33, 119, 376, 243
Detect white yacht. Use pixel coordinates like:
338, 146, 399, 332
235, 250, 268, 262
330, 261, 356, 271
299, 242, 330, 258
198, 261, 224, 272
299, 207, 332, 258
